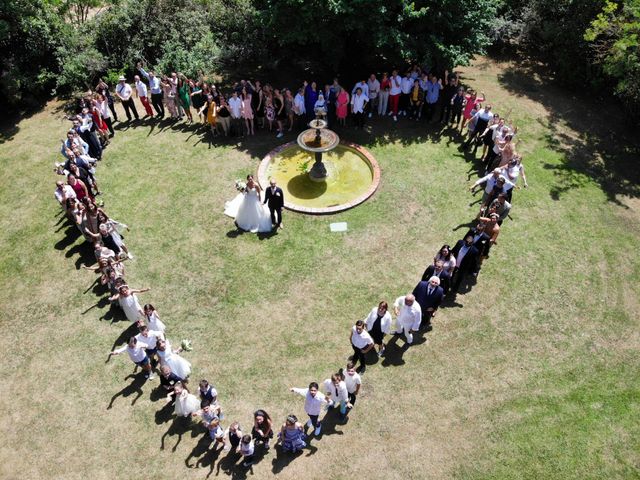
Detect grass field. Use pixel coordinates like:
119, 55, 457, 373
0, 56, 638, 480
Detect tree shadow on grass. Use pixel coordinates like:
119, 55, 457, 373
107, 372, 147, 409
494, 55, 640, 206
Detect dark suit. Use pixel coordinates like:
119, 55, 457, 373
464, 228, 491, 257
421, 265, 451, 294
451, 240, 480, 292
412, 281, 444, 328
263, 186, 284, 226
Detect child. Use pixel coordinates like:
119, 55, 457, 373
322, 373, 348, 420
225, 421, 243, 453
240, 434, 255, 467
192, 399, 221, 427
342, 362, 362, 409
278, 415, 306, 453
207, 418, 225, 450
199, 380, 223, 418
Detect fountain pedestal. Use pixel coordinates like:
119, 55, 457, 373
296, 119, 339, 182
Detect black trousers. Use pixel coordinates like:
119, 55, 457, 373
80, 131, 102, 160
108, 102, 118, 121
348, 392, 357, 406
451, 107, 462, 125
440, 103, 453, 123
353, 111, 365, 128
151, 92, 165, 117
269, 206, 282, 226
122, 98, 139, 120
103, 117, 115, 136
399, 93, 410, 112
424, 101, 437, 121
351, 345, 366, 368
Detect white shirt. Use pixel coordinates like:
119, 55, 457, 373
139, 67, 162, 94
240, 440, 255, 456
364, 307, 391, 334
474, 173, 514, 194
343, 371, 362, 394
351, 326, 373, 349
116, 83, 132, 101
228, 96, 242, 118
323, 379, 349, 403
135, 80, 148, 97
394, 296, 422, 330
401, 77, 413, 94
292, 388, 327, 416
135, 330, 163, 349
367, 78, 380, 98
390, 75, 402, 95
147, 311, 166, 332
55, 185, 75, 204
114, 343, 149, 362
294, 93, 306, 115
350, 93, 369, 114
351, 81, 369, 97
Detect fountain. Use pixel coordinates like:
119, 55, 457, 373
296, 118, 340, 181
258, 117, 381, 214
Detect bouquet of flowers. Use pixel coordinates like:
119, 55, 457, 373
181, 339, 193, 352
235, 179, 247, 192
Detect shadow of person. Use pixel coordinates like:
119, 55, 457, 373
107, 372, 146, 409
316, 408, 347, 438
184, 432, 214, 468
226, 228, 244, 238
379, 335, 410, 367
100, 302, 128, 323
213, 448, 241, 476
457, 273, 478, 295
271, 445, 306, 474
161, 415, 194, 452
64, 241, 96, 269
257, 229, 279, 240
109, 323, 139, 352
54, 225, 81, 250
81, 296, 111, 316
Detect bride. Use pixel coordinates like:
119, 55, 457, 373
224, 174, 273, 233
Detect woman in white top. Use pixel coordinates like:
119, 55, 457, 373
114, 285, 149, 322
172, 381, 200, 417
341, 362, 362, 407
364, 301, 392, 356
501, 156, 528, 187
434, 245, 456, 275
157, 338, 191, 379
143, 304, 166, 333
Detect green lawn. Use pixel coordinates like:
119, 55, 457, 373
0, 57, 638, 480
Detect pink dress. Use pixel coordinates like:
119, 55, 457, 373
242, 96, 254, 120
463, 95, 484, 119
336, 91, 349, 119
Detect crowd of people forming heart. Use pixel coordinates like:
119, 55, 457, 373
52, 62, 529, 471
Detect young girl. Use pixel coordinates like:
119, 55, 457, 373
143, 304, 166, 333
207, 417, 225, 450
252, 409, 273, 449
278, 415, 306, 453
240, 435, 255, 467
225, 421, 243, 453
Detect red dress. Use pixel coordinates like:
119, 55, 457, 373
91, 109, 107, 132
70, 180, 87, 201
336, 91, 349, 119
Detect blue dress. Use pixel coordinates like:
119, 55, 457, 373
281, 427, 306, 452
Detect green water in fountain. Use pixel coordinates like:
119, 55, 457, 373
265, 145, 374, 209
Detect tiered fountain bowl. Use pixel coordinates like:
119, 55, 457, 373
257, 119, 380, 214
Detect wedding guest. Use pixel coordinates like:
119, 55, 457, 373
289, 382, 328, 436
450, 87, 466, 127
389, 70, 402, 121
274, 88, 286, 138
451, 234, 481, 292
470, 169, 515, 206
393, 293, 422, 345
216, 96, 231, 136
143, 304, 166, 333
440, 73, 459, 123
367, 73, 380, 118
95, 79, 118, 121
252, 81, 264, 128
137, 63, 164, 118
486, 192, 512, 225
461, 89, 485, 131
400, 71, 413, 117
434, 245, 457, 275
423, 73, 443, 121
351, 78, 369, 97
207, 417, 226, 449
192, 399, 221, 426
412, 276, 444, 332
350, 319, 374, 372
304, 81, 319, 122
293, 87, 306, 128
160, 365, 184, 401
241, 88, 255, 135
200, 94, 217, 136
252, 409, 274, 449
115, 76, 139, 121
109, 336, 153, 379
421, 260, 451, 294
278, 414, 306, 453
240, 435, 255, 467
111, 284, 149, 322
177, 74, 193, 123
134, 75, 154, 117
225, 421, 244, 453
95, 93, 114, 137
157, 338, 191, 379
135, 324, 164, 368
67, 173, 90, 202
408, 79, 424, 120
199, 379, 218, 404
323, 372, 349, 420
364, 301, 392, 356
500, 156, 528, 188
285, 89, 295, 131
336, 87, 349, 126
350, 87, 369, 129
160, 75, 178, 119
342, 362, 361, 407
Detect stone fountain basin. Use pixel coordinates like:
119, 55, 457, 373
258, 141, 381, 214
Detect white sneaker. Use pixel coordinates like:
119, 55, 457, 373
276, 132, 284, 138
306, 419, 312, 428
314, 425, 322, 436
393, 116, 397, 122
368, 113, 372, 118
127, 253, 134, 260
388, 111, 393, 116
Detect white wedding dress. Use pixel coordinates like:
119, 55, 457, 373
224, 187, 273, 233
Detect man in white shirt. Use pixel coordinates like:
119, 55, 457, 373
400, 72, 413, 117
134, 75, 154, 117
135, 324, 164, 368
293, 87, 306, 129
138, 63, 165, 118
109, 337, 153, 378
228, 91, 243, 137
290, 382, 328, 436
366, 73, 380, 118
115, 76, 139, 121
351, 79, 369, 98
350, 320, 374, 372
470, 168, 515, 205
393, 294, 422, 345
389, 69, 402, 121
350, 88, 369, 129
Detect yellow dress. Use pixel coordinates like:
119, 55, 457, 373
207, 100, 217, 126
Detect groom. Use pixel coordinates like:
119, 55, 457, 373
264, 179, 284, 229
